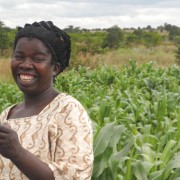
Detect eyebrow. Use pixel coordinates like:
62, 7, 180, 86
14, 50, 49, 56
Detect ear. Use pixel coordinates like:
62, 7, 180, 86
53, 63, 61, 77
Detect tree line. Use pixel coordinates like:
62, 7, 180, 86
1, 20, 180, 61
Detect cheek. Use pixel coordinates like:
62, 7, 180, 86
36, 66, 54, 79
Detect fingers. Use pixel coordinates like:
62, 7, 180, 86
0, 139, 9, 149
3, 123, 11, 128
0, 131, 11, 150
0, 132, 8, 139
0, 123, 12, 133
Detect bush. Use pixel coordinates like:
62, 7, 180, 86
102, 25, 125, 49
175, 46, 180, 65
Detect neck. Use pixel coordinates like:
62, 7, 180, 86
23, 87, 59, 107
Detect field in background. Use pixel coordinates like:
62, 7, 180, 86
0, 62, 179, 179
96, 45, 177, 68
1, 45, 178, 82
1, 22, 180, 179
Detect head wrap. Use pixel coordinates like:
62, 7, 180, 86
14, 21, 71, 71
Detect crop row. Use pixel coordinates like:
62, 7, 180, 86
0, 61, 180, 179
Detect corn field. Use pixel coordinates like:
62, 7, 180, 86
0, 61, 180, 179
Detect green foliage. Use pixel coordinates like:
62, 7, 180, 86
102, 25, 125, 49
69, 31, 106, 68
164, 23, 180, 40
0, 21, 16, 56
70, 31, 106, 56
52, 62, 180, 179
0, 20, 176, 61
0, 59, 180, 178
7, 28, 17, 48
174, 36, 180, 45
143, 31, 162, 47
126, 29, 163, 47
175, 46, 180, 65
0, 21, 9, 56
0, 82, 22, 112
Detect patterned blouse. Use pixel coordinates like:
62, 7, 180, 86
0, 93, 94, 180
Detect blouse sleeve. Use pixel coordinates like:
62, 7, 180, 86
48, 99, 94, 180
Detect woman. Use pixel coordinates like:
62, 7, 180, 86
0, 21, 93, 180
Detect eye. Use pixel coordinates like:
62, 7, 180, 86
13, 54, 23, 61
32, 57, 45, 62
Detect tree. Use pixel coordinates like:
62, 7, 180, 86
102, 25, 124, 49
157, 25, 165, 33
174, 36, 180, 46
0, 21, 9, 56
146, 25, 152, 31
143, 32, 162, 47
164, 23, 180, 40
175, 46, 180, 65
63, 25, 82, 33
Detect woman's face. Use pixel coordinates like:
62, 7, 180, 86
11, 37, 60, 95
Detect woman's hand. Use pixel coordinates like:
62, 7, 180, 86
0, 123, 24, 160
0, 123, 54, 179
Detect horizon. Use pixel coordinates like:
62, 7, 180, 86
1, 0, 180, 30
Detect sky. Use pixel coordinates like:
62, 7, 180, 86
1, 0, 180, 29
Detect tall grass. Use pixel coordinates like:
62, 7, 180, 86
0, 58, 13, 83
99, 45, 177, 68
69, 45, 178, 69
0, 45, 178, 82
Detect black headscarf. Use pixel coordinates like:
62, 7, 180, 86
14, 21, 71, 71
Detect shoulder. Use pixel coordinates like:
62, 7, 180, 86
0, 104, 16, 122
54, 93, 90, 123
56, 93, 86, 110
47, 93, 89, 119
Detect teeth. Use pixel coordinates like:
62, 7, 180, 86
20, 74, 34, 81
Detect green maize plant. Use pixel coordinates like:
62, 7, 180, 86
0, 61, 180, 179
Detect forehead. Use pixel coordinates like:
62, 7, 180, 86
15, 37, 50, 53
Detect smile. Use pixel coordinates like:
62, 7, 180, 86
19, 74, 35, 82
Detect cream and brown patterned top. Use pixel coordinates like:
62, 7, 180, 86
0, 93, 94, 180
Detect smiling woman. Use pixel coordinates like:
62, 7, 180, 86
11, 37, 57, 96
0, 21, 94, 180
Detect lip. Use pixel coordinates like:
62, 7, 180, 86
17, 71, 36, 76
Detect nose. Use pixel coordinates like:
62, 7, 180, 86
19, 58, 33, 70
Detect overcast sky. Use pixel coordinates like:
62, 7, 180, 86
1, 0, 180, 29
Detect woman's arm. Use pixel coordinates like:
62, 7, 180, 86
47, 101, 94, 179
0, 124, 54, 180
